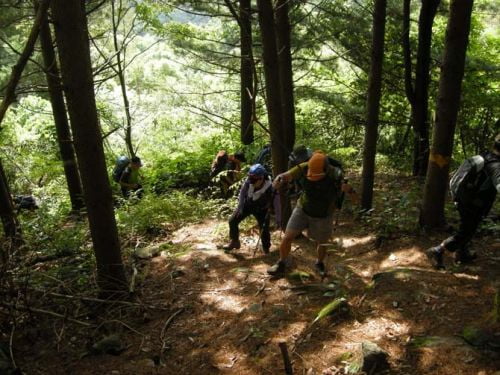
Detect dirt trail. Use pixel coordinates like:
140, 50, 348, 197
27, 214, 500, 375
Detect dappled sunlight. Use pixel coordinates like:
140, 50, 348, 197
200, 292, 246, 313
347, 317, 411, 340
333, 235, 375, 249
378, 246, 426, 269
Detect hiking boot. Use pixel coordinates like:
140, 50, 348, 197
315, 261, 326, 276
455, 250, 477, 265
267, 260, 286, 276
426, 246, 445, 270
223, 240, 240, 251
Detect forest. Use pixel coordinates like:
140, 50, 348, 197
0, 0, 499, 374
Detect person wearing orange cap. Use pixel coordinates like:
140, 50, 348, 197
267, 151, 346, 276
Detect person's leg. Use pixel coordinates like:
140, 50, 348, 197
224, 207, 251, 250
445, 203, 482, 263
254, 210, 271, 253
427, 202, 480, 268
308, 214, 334, 273
267, 207, 307, 275
121, 187, 130, 198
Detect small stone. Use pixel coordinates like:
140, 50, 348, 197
347, 341, 389, 374
392, 301, 399, 308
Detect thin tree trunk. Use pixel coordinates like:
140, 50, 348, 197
360, 0, 387, 210
240, 0, 254, 145
111, 0, 134, 157
275, 0, 295, 152
257, 0, 290, 229
0, 0, 50, 126
412, 0, 441, 176
39, 9, 85, 212
420, 0, 474, 228
0, 159, 20, 243
51, 0, 127, 293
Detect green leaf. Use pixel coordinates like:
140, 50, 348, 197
313, 297, 346, 324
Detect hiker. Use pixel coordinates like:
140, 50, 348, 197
210, 150, 246, 196
119, 156, 143, 198
288, 144, 312, 169
255, 144, 272, 174
287, 145, 313, 198
427, 132, 500, 269
267, 151, 354, 276
223, 164, 274, 254
13, 195, 38, 212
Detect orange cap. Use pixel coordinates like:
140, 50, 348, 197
307, 151, 327, 181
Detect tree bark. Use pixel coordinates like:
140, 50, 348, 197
411, 0, 441, 177
39, 9, 85, 212
420, 0, 474, 228
360, 0, 387, 210
0, 159, 20, 243
275, 0, 295, 152
239, 0, 254, 145
257, 0, 290, 229
111, 0, 135, 157
51, 0, 127, 293
0, 0, 50, 127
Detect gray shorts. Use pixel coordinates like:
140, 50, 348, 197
286, 206, 334, 243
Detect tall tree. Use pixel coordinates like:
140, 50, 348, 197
419, 0, 474, 228
38, 9, 85, 212
50, 0, 127, 293
403, 0, 441, 177
275, 0, 295, 152
360, 0, 387, 210
111, 0, 135, 157
239, 0, 254, 145
0, 159, 20, 246
257, 0, 290, 228
0, 0, 49, 126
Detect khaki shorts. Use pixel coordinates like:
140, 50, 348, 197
286, 206, 334, 243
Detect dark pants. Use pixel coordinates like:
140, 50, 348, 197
442, 202, 483, 253
121, 184, 143, 199
229, 206, 270, 249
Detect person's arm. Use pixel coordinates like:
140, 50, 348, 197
341, 181, 360, 205
272, 162, 306, 189
236, 179, 249, 213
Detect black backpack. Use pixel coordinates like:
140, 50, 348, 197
449, 155, 487, 202
112, 156, 130, 182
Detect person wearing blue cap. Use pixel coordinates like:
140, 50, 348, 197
223, 164, 274, 253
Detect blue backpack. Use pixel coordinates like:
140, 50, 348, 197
112, 156, 130, 182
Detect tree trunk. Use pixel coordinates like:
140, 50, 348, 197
239, 0, 254, 145
412, 0, 441, 176
360, 0, 387, 210
0, 159, 20, 243
419, 0, 474, 228
51, 0, 127, 293
39, 9, 85, 213
257, 0, 290, 229
0, 0, 50, 126
275, 0, 295, 152
111, 0, 135, 157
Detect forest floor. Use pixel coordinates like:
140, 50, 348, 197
11, 177, 500, 375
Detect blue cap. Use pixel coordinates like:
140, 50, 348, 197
248, 164, 266, 177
